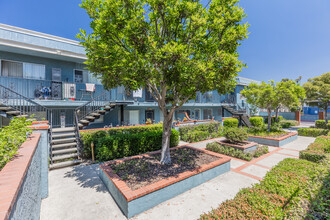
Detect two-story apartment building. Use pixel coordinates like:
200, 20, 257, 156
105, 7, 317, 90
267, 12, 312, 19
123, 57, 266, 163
0, 23, 258, 128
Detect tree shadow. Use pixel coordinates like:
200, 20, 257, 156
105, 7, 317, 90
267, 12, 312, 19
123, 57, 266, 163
63, 163, 108, 193
305, 171, 330, 219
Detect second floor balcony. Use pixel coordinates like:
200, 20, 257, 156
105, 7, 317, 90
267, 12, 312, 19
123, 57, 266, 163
0, 76, 239, 106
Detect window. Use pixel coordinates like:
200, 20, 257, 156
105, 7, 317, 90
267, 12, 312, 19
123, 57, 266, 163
75, 69, 101, 84
1, 60, 23, 78
1, 60, 45, 80
23, 63, 45, 80
203, 109, 213, 120
74, 70, 84, 83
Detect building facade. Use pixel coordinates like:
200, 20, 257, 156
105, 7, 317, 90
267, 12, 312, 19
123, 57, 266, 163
0, 23, 258, 128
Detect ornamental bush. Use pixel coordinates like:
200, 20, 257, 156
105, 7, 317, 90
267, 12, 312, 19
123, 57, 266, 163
0, 117, 32, 169
223, 127, 248, 143
279, 120, 299, 128
299, 136, 330, 162
265, 115, 284, 124
80, 124, 179, 160
179, 121, 222, 142
297, 128, 329, 137
223, 118, 239, 128
315, 120, 326, 129
249, 117, 264, 128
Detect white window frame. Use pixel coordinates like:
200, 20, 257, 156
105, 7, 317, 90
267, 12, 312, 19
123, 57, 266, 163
0, 59, 45, 80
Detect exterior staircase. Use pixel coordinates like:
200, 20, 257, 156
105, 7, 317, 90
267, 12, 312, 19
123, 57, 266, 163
223, 105, 252, 128
49, 92, 115, 169
49, 127, 81, 169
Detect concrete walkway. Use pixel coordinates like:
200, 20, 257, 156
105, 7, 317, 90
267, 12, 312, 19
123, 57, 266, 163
40, 136, 315, 220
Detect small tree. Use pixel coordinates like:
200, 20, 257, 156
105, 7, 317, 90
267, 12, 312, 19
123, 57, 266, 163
304, 73, 330, 124
78, 0, 248, 164
241, 80, 305, 131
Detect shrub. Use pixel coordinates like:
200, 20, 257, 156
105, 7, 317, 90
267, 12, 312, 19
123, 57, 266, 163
297, 128, 329, 137
206, 142, 269, 161
200, 158, 324, 219
0, 117, 32, 169
206, 142, 253, 161
249, 116, 264, 128
299, 136, 330, 162
265, 115, 284, 124
315, 120, 326, 129
279, 120, 299, 128
223, 127, 248, 143
179, 122, 222, 142
80, 124, 179, 160
223, 118, 238, 128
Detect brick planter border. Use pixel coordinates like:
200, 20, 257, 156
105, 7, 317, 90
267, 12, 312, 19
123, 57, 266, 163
217, 140, 258, 153
99, 146, 231, 218
248, 132, 298, 147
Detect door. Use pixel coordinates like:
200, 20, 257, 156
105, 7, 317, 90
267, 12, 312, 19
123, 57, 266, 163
145, 110, 155, 122
129, 110, 139, 125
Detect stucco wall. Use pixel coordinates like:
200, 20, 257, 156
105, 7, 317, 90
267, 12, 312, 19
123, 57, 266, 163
9, 137, 42, 220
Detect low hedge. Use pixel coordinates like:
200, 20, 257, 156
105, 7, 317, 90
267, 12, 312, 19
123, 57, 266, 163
264, 115, 284, 124
179, 122, 222, 143
279, 120, 299, 128
249, 116, 264, 128
200, 158, 327, 219
206, 142, 268, 161
0, 117, 32, 169
94, 129, 179, 161
80, 124, 179, 160
297, 128, 329, 137
223, 127, 248, 143
315, 120, 330, 129
299, 136, 330, 162
223, 118, 238, 128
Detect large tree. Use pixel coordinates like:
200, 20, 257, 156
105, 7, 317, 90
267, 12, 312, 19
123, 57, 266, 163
78, 0, 248, 164
304, 72, 330, 124
241, 80, 305, 131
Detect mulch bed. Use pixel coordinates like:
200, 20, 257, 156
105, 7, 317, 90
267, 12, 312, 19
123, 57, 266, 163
108, 147, 219, 190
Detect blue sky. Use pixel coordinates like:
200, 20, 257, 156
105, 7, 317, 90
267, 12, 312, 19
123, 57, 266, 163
0, 0, 329, 83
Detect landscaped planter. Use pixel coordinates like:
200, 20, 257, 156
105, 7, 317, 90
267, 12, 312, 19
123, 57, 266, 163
217, 140, 258, 153
99, 146, 230, 218
248, 132, 298, 147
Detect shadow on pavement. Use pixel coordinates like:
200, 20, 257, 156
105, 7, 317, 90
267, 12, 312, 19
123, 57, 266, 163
63, 164, 108, 193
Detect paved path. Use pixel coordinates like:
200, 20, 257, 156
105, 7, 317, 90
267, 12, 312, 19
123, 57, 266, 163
40, 136, 315, 220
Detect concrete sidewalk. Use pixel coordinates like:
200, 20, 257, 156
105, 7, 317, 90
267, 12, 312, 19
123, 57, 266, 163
40, 136, 315, 220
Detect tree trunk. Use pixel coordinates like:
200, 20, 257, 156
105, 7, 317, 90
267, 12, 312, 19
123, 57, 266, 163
275, 107, 279, 123
267, 108, 271, 132
325, 106, 328, 125
160, 110, 174, 165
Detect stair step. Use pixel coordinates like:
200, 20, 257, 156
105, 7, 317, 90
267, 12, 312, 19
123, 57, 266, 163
0, 107, 12, 111
78, 123, 84, 128
97, 110, 106, 114
80, 120, 90, 125
6, 111, 20, 115
52, 127, 75, 133
50, 160, 81, 170
52, 142, 77, 149
52, 153, 78, 161
51, 138, 76, 144
104, 106, 111, 110
90, 112, 101, 118
52, 147, 77, 155
85, 116, 95, 121
16, 115, 29, 118
52, 132, 76, 138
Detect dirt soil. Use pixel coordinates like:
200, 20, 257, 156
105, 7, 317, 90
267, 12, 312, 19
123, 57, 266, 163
107, 147, 220, 190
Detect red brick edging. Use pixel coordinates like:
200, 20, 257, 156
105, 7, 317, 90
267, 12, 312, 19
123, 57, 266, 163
248, 132, 298, 141
217, 140, 257, 150
0, 134, 41, 220
100, 146, 230, 202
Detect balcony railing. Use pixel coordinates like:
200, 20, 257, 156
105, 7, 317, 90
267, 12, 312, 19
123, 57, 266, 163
0, 76, 239, 105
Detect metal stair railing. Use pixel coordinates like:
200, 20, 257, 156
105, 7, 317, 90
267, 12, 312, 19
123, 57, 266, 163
0, 83, 54, 163
74, 91, 110, 157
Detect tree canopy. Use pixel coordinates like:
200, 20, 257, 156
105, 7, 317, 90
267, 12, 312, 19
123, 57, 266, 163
241, 80, 305, 131
78, 0, 249, 164
304, 72, 330, 124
